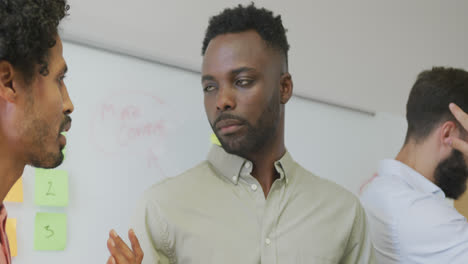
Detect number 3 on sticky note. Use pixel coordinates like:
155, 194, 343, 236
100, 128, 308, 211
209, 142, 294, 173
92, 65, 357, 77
35, 169, 69, 207
34, 212, 67, 251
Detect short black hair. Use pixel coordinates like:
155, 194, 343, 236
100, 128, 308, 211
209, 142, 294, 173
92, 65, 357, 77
405, 67, 468, 144
0, 0, 69, 83
202, 3, 289, 65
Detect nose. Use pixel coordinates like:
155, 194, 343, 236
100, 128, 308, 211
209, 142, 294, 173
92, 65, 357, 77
62, 83, 74, 115
216, 86, 236, 112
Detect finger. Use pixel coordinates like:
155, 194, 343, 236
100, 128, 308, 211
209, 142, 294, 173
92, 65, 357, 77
107, 237, 127, 264
107, 256, 116, 264
129, 229, 144, 262
108, 230, 135, 262
110, 230, 136, 261
450, 137, 468, 155
450, 103, 468, 131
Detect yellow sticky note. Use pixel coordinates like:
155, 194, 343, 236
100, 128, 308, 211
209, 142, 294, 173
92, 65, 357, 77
6, 218, 17, 257
210, 133, 221, 146
4, 178, 23, 203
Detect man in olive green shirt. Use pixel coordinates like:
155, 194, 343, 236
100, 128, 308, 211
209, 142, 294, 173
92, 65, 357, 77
107, 4, 375, 264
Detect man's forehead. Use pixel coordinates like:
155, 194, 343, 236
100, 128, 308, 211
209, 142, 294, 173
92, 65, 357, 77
202, 31, 273, 73
41, 40, 64, 74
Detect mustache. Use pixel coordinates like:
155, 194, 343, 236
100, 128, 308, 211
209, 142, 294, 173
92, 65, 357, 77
59, 115, 72, 132
213, 113, 247, 128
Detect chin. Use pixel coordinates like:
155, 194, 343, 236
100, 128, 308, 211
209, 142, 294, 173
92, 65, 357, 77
29, 150, 64, 169
221, 140, 250, 157
219, 135, 239, 147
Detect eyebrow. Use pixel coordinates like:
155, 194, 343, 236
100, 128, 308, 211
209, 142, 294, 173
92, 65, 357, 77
201, 75, 215, 83
201, 67, 256, 83
230, 67, 256, 76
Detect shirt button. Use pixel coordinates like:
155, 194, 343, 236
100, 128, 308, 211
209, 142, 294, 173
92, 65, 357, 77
251, 184, 258, 191
232, 176, 238, 182
265, 238, 271, 245
245, 162, 252, 169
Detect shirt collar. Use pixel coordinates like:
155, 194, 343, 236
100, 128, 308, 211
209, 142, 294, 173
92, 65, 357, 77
207, 144, 295, 185
378, 159, 445, 199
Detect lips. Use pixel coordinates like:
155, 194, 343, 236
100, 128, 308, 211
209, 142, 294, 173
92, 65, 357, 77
62, 121, 71, 132
216, 119, 242, 130
60, 116, 72, 133
215, 119, 244, 135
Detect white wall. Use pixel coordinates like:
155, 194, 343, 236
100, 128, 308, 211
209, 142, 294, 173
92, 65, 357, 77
62, 0, 468, 115
4, 41, 407, 263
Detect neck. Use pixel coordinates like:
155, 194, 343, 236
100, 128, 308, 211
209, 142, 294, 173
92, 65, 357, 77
395, 141, 437, 184
0, 138, 25, 203
246, 123, 286, 198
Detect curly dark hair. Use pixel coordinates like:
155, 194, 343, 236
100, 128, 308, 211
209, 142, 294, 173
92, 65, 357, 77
0, 0, 70, 83
405, 67, 468, 143
202, 3, 290, 65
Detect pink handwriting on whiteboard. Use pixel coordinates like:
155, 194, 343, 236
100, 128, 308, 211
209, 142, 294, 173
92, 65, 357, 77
91, 90, 168, 170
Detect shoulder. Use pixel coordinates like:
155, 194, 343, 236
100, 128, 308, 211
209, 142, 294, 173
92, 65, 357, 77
360, 173, 418, 220
295, 164, 360, 201
292, 164, 363, 215
399, 197, 466, 237
142, 160, 217, 204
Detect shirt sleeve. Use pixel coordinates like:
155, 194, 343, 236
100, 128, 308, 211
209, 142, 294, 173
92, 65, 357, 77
131, 194, 175, 264
340, 201, 377, 264
399, 198, 468, 264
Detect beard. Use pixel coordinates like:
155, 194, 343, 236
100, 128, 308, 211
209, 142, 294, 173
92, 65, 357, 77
434, 149, 468, 200
211, 93, 280, 158
24, 104, 71, 169
27, 117, 66, 169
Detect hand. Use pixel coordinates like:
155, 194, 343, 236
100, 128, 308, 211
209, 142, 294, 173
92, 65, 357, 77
448, 103, 468, 154
107, 229, 144, 264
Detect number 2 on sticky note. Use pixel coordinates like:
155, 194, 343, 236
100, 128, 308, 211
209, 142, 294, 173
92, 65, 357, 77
35, 169, 68, 207
46, 181, 56, 196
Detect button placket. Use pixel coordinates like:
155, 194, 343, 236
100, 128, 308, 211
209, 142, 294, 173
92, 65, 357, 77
260, 178, 286, 264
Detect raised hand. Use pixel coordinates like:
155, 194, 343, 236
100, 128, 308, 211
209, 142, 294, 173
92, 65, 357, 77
106, 229, 144, 264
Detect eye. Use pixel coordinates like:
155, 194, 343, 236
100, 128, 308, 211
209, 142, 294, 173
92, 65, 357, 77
204, 85, 216, 92
236, 79, 253, 87
58, 74, 66, 82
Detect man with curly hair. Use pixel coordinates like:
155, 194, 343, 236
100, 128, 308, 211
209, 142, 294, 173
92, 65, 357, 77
108, 4, 375, 264
0, 1, 74, 262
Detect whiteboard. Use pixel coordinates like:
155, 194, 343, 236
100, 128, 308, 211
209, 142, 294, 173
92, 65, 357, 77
61, 0, 468, 115
4, 41, 407, 263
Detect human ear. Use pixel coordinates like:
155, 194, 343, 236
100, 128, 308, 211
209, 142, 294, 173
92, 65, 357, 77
0, 61, 17, 102
279, 73, 293, 104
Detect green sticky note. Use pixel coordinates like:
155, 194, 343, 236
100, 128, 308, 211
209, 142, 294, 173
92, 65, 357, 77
34, 212, 67, 251
35, 169, 69, 207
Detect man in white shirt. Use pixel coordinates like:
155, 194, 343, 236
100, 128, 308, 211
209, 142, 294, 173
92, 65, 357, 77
361, 67, 468, 264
